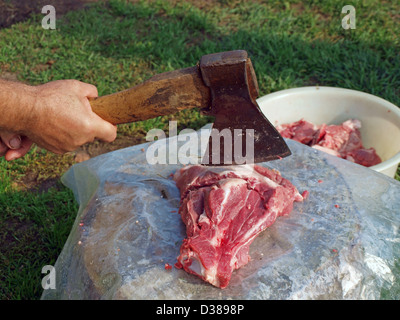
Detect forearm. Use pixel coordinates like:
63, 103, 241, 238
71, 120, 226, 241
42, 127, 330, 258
0, 79, 36, 133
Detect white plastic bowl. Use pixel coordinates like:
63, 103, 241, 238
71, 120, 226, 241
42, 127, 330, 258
257, 86, 400, 178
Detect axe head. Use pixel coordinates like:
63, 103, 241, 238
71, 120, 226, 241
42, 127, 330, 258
199, 50, 291, 166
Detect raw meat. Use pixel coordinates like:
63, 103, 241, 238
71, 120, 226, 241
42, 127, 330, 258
276, 119, 381, 167
173, 164, 304, 289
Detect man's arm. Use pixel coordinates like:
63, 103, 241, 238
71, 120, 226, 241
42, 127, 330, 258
0, 79, 36, 160
0, 79, 117, 160
0, 79, 37, 131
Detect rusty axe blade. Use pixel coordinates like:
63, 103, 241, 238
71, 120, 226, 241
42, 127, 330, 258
199, 50, 291, 166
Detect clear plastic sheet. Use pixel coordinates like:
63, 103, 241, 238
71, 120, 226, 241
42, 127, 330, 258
41, 126, 400, 300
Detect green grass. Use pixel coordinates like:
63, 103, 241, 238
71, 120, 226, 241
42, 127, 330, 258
0, 159, 78, 299
0, 0, 399, 299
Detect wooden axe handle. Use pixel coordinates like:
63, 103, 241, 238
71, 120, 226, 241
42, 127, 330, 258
89, 66, 211, 125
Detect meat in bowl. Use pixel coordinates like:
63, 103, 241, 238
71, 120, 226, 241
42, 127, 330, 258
276, 119, 381, 167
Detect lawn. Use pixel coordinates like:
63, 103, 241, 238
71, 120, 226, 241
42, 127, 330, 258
0, 0, 399, 299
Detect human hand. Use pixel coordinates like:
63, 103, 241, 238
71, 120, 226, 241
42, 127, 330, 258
22, 79, 117, 155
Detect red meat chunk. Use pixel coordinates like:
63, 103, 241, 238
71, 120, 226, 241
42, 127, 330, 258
277, 119, 381, 167
173, 164, 304, 289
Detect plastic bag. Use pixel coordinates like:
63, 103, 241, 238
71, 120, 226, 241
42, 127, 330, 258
41, 127, 400, 299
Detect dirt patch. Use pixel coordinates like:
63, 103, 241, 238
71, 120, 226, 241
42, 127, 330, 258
0, 71, 18, 81
16, 133, 145, 193
76, 134, 145, 160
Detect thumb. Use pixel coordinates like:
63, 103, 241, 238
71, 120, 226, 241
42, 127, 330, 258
1, 133, 22, 150
83, 97, 117, 143
5, 136, 34, 161
92, 115, 118, 143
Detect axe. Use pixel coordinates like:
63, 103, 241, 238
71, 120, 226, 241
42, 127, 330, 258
89, 50, 291, 165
